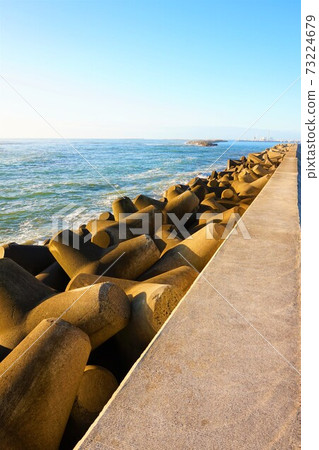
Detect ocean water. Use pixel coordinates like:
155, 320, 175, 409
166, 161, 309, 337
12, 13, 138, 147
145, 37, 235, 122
0, 139, 280, 244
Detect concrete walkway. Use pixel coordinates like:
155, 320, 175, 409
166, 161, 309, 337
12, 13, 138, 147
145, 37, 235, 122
77, 147, 300, 450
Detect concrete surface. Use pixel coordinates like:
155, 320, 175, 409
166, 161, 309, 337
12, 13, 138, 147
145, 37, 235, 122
77, 146, 300, 450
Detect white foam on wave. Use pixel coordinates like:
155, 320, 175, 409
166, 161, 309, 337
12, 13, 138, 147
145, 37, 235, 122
123, 167, 166, 181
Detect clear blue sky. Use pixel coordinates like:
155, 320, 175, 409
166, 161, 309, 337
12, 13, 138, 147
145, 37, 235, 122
0, 0, 300, 139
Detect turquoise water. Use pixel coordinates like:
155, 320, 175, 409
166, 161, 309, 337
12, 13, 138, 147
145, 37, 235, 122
0, 139, 280, 244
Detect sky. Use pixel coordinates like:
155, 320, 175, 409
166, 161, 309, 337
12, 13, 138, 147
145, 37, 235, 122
0, 0, 300, 140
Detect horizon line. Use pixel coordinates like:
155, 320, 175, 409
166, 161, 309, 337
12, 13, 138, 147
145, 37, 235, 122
0, 137, 299, 141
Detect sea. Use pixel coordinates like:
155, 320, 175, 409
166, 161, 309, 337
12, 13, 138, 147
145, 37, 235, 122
0, 139, 281, 245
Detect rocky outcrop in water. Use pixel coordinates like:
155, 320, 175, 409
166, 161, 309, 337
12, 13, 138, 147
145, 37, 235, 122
186, 139, 227, 147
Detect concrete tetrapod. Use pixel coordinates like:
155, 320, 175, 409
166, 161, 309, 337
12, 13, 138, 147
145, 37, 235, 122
66, 272, 137, 292
221, 188, 235, 199
191, 206, 244, 234
200, 196, 227, 213
207, 179, 219, 189
48, 229, 106, 278
86, 219, 134, 246
237, 170, 257, 183
49, 232, 160, 280
67, 265, 197, 302
85, 219, 116, 233
0, 258, 55, 328
25, 283, 130, 350
133, 194, 166, 211
99, 211, 114, 221
217, 197, 247, 210
74, 234, 161, 280
116, 205, 161, 237
90, 229, 111, 248
267, 149, 285, 160
138, 222, 226, 279
247, 152, 265, 165
67, 275, 182, 333
88, 205, 161, 245
230, 180, 260, 198
251, 163, 271, 177
112, 196, 138, 221
164, 189, 199, 223
36, 261, 70, 291
190, 184, 207, 202
0, 318, 91, 450
164, 184, 187, 201
226, 158, 242, 170
108, 268, 201, 369
66, 272, 184, 367
204, 186, 225, 199
144, 265, 198, 295
114, 281, 183, 368
246, 169, 259, 180
62, 365, 118, 447
188, 176, 207, 188
0, 242, 55, 275
0, 259, 130, 350
261, 153, 275, 167
249, 173, 272, 190
154, 224, 183, 254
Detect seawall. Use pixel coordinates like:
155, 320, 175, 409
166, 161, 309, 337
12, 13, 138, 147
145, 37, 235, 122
75, 146, 298, 449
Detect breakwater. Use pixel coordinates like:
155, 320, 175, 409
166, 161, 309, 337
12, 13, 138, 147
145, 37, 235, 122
0, 143, 293, 448
77, 144, 300, 450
